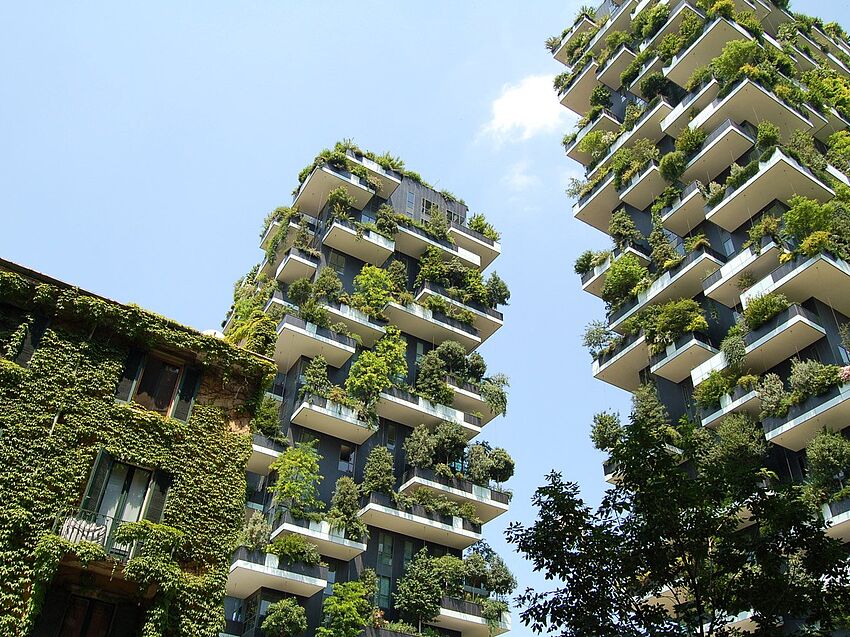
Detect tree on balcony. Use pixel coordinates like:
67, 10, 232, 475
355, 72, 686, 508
261, 598, 308, 637
269, 440, 324, 521
507, 385, 850, 636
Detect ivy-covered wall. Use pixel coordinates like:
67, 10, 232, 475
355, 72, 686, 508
0, 263, 275, 636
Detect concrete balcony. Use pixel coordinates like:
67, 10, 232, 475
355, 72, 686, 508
448, 221, 502, 270
322, 219, 395, 266
377, 386, 481, 438
642, 1, 705, 53
813, 107, 850, 144
663, 18, 753, 87
414, 281, 503, 343
661, 78, 720, 137
573, 171, 619, 233
618, 161, 665, 211
552, 14, 597, 65
702, 237, 781, 307
394, 220, 480, 269
428, 597, 511, 637
581, 246, 650, 299
383, 301, 481, 351
272, 314, 357, 371
446, 375, 499, 424
293, 164, 375, 217
559, 59, 601, 115
659, 182, 706, 236
705, 148, 833, 233
323, 301, 386, 347
564, 109, 621, 165
649, 332, 718, 383
274, 247, 319, 284
764, 382, 850, 451
691, 305, 826, 386
741, 253, 850, 318
227, 547, 327, 598
823, 498, 850, 542
247, 433, 286, 475
603, 457, 622, 484
345, 150, 401, 199
627, 55, 665, 99
597, 44, 637, 90
259, 216, 317, 253
588, 97, 673, 181
291, 394, 374, 445
681, 119, 755, 184
608, 248, 724, 333
592, 332, 649, 392
399, 467, 510, 524
357, 492, 482, 549
699, 385, 761, 429
690, 80, 815, 143
270, 510, 366, 561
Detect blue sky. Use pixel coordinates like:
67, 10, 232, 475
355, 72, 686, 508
2, 1, 848, 634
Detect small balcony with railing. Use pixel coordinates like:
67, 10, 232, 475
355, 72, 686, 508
399, 467, 510, 524
446, 374, 499, 424
573, 170, 619, 233
292, 163, 376, 217
663, 17, 753, 87
247, 432, 286, 476
552, 14, 597, 66
680, 119, 755, 185
649, 332, 718, 383
661, 78, 720, 137
428, 596, 511, 637
322, 217, 395, 266
414, 281, 503, 342
659, 182, 705, 236
702, 236, 781, 307
272, 314, 357, 371
764, 382, 850, 452
393, 218, 481, 269
581, 246, 651, 299
592, 332, 649, 392
291, 393, 374, 445
344, 149, 402, 199
558, 59, 601, 114
377, 385, 482, 439
383, 300, 481, 351
823, 498, 850, 543
618, 161, 665, 211
597, 44, 637, 90
269, 509, 366, 561
699, 384, 761, 429
357, 491, 482, 549
323, 300, 387, 347
226, 546, 327, 599
447, 221, 502, 270
273, 246, 319, 284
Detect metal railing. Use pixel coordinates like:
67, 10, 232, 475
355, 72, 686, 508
417, 281, 503, 319
53, 508, 137, 561
449, 220, 497, 246
403, 466, 510, 505
278, 313, 357, 348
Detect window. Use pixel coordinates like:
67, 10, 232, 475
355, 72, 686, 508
377, 575, 392, 609
134, 356, 181, 414
378, 532, 394, 570
329, 250, 346, 275
840, 345, 850, 365
403, 540, 414, 568
59, 595, 115, 637
448, 209, 462, 224
115, 350, 201, 420
324, 561, 337, 597
361, 209, 376, 225
723, 236, 735, 257
385, 423, 397, 453
406, 190, 416, 214
421, 198, 437, 220
415, 342, 426, 367
338, 444, 355, 474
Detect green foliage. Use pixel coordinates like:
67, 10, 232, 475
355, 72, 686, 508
582, 320, 619, 359
609, 209, 643, 250
610, 138, 660, 189
300, 355, 332, 399
269, 440, 324, 519
327, 186, 356, 221
591, 411, 622, 451
648, 212, 682, 272
685, 64, 713, 91
589, 84, 612, 108
720, 323, 747, 373
314, 267, 343, 303
745, 213, 781, 250
488, 447, 515, 483
394, 549, 444, 629
711, 39, 762, 85
675, 126, 708, 155
639, 72, 671, 100
693, 370, 733, 410
267, 532, 322, 566
486, 272, 511, 307
805, 429, 850, 507
788, 358, 841, 402
362, 446, 395, 495
433, 420, 467, 467
467, 213, 501, 242
757, 120, 781, 149
327, 476, 367, 541
466, 444, 492, 485
708, 0, 734, 19
261, 598, 308, 637
601, 253, 649, 308
578, 130, 617, 161
783, 195, 832, 246
624, 298, 708, 355
251, 394, 282, 439
827, 130, 850, 174
415, 350, 454, 406
742, 292, 790, 331
800, 230, 833, 257
684, 233, 710, 253
635, 2, 671, 40
316, 578, 375, 637
348, 264, 400, 318
238, 510, 272, 552
404, 425, 437, 469
480, 373, 510, 417
659, 151, 686, 183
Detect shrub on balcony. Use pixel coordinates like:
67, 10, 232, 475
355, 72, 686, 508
489, 447, 515, 483
649, 213, 682, 271
744, 212, 782, 251
757, 372, 789, 418
639, 72, 672, 100
487, 272, 511, 306
316, 576, 375, 637
609, 209, 644, 250
481, 373, 510, 417
693, 369, 733, 410
827, 131, 850, 174
327, 186, 356, 222
404, 425, 437, 469
783, 195, 832, 247
362, 446, 395, 496
394, 549, 445, 631
676, 126, 708, 156
598, 30, 631, 66
270, 439, 324, 520
328, 476, 367, 541
611, 138, 660, 189
720, 323, 747, 373
621, 48, 654, 88
238, 510, 272, 552
590, 84, 612, 109
346, 326, 407, 419
395, 488, 481, 524
574, 249, 610, 275
742, 292, 790, 331
347, 264, 403, 317
756, 121, 780, 149
590, 411, 622, 451
800, 230, 833, 257
415, 350, 454, 406
804, 429, 850, 507
787, 130, 828, 178
625, 298, 708, 355
684, 233, 710, 252
659, 151, 686, 183
685, 65, 713, 91
313, 266, 343, 304
262, 599, 308, 637
578, 130, 618, 161
267, 532, 322, 566
601, 253, 650, 308
466, 443, 491, 485
467, 212, 501, 242
788, 358, 841, 403
634, 2, 670, 40
300, 355, 333, 399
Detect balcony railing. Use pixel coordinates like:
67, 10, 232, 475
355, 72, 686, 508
449, 221, 495, 247
231, 546, 326, 580
402, 466, 511, 505
416, 281, 503, 320
278, 314, 357, 349
54, 508, 140, 562
360, 491, 482, 535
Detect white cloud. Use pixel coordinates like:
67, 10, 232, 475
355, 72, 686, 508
503, 160, 540, 191
482, 74, 572, 144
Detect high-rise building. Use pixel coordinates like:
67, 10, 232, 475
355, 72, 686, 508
553, 0, 850, 630
221, 142, 514, 637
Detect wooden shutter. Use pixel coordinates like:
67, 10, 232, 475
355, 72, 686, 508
14, 314, 50, 367
143, 470, 171, 523
115, 349, 144, 402
80, 449, 113, 513
171, 367, 202, 421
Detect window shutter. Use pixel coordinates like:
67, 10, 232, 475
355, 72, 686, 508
14, 314, 50, 367
171, 367, 202, 421
143, 470, 171, 523
80, 450, 113, 513
115, 349, 144, 402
